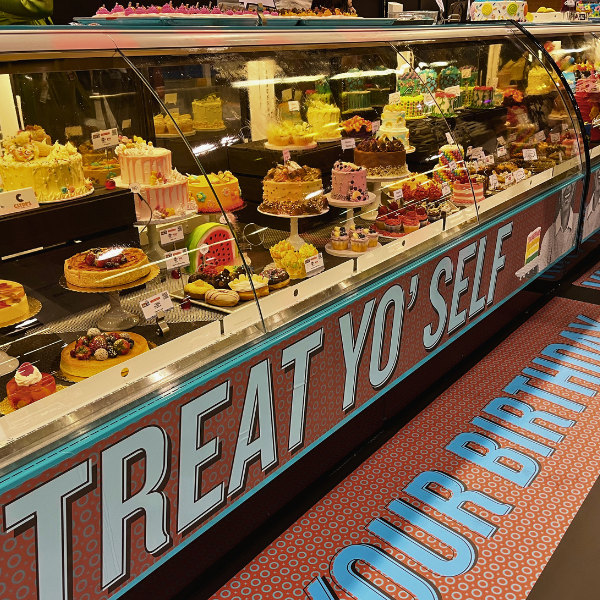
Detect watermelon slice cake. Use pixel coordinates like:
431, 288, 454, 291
186, 223, 238, 273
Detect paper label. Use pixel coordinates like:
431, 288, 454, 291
341, 138, 356, 150
506, 172, 515, 185
288, 100, 300, 112
388, 92, 401, 105
65, 126, 83, 138
129, 183, 141, 194
140, 290, 174, 319
559, 151, 563, 162
523, 148, 538, 161
467, 146, 473, 157
485, 154, 495, 165
444, 85, 460, 97
449, 160, 457, 171
304, 253, 324, 276
159, 224, 184, 245
562, 123, 569, 131
91, 128, 119, 150
515, 168, 526, 182
446, 132, 454, 144
281, 88, 293, 102
0, 188, 39, 216
535, 131, 546, 142
461, 68, 472, 79
122, 119, 132, 129
164, 93, 177, 104
187, 197, 197, 211
282, 149, 291, 163
497, 146, 507, 157
198, 243, 209, 255
165, 248, 190, 271
489, 173, 498, 190
497, 136, 506, 146
441, 183, 451, 196
423, 93, 435, 107
371, 121, 380, 133
550, 132, 560, 143
471, 147, 483, 159
508, 133, 517, 142
393, 188, 403, 201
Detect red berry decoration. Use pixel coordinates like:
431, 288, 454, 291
89, 335, 108, 353
377, 206, 389, 216
76, 336, 89, 347
113, 339, 131, 356
171, 268, 181, 280
389, 201, 399, 211
181, 295, 192, 310
105, 179, 116, 190
75, 345, 92, 360
85, 253, 96, 266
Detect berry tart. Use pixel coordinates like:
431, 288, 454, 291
6, 362, 56, 410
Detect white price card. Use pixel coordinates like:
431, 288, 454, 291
559, 151, 563, 163
91, 128, 119, 150
282, 149, 291, 163
281, 88, 293, 102
523, 148, 538, 161
165, 248, 190, 271
159, 224, 184, 245
485, 154, 495, 165
187, 197, 197, 211
550, 132, 560, 143
393, 188, 403, 201
449, 160, 457, 171
446, 132, 454, 144
444, 85, 460, 97
371, 120, 380, 133
198, 243, 209, 255
140, 290, 174, 319
506, 172, 515, 185
471, 147, 483, 159
288, 100, 300, 112
461, 68, 472, 79
164, 93, 177, 104
423, 93, 436, 107
304, 252, 324, 276
0, 188, 39, 216
515, 168, 526, 182
508, 133, 517, 142
489, 173, 498, 190
341, 138, 356, 150
535, 131, 546, 142
562, 123, 569, 131
467, 146, 473, 157
441, 183, 451, 197
497, 136, 506, 146
497, 146, 507, 157
129, 183, 141, 194
388, 92, 401, 105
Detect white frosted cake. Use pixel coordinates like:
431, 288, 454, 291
376, 108, 410, 147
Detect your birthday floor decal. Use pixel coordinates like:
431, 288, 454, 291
210, 296, 600, 600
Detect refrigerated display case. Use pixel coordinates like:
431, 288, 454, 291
0, 22, 587, 600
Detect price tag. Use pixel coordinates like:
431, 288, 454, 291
159, 224, 184, 245
341, 138, 356, 150
393, 188, 403, 201
559, 151, 563, 162
444, 85, 460, 97
467, 146, 473, 157
371, 120, 380, 133
91, 128, 119, 150
505, 172, 515, 185
471, 147, 483, 159
423, 93, 436, 107
129, 183, 141, 194
535, 131, 546, 142
140, 290, 174, 320
551, 132, 560, 143
565, 0, 575, 6
497, 136, 506, 145
485, 154, 495, 165
282, 149, 291, 163
304, 252, 324, 276
461, 68, 472, 79
388, 92, 401, 105
449, 160, 457, 171
65, 125, 83, 138
288, 100, 300, 112
281, 88, 293, 102
187, 197, 197, 211
515, 168, 525, 182
122, 119, 132, 129
562, 123, 569, 131
164, 248, 190, 271
489, 173, 498, 190
497, 146, 507, 157
164, 93, 177, 104
441, 182, 451, 196
508, 133, 517, 142
0, 188, 39, 216
198, 243, 209, 255
446, 132, 454, 144
523, 148, 538, 161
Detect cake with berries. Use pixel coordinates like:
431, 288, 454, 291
60, 329, 149, 380
64, 247, 150, 289
0, 280, 28, 327
6, 362, 56, 410
331, 161, 368, 202
188, 171, 244, 214
452, 175, 485, 206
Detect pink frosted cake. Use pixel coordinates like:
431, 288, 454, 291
115, 136, 172, 185
135, 169, 190, 221
331, 160, 368, 202
452, 181, 484, 206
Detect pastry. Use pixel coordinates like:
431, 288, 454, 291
526, 65, 555, 96
331, 161, 368, 202
229, 274, 269, 301
0, 280, 28, 327
367, 225, 379, 247
270, 240, 295, 269
205, 289, 239, 307
184, 280, 214, 299
64, 247, 150, 289
188, 171, 244, 214
331, 226, 349, 250
341, 68, 371, 113
154, 114, 168, 134
350, 232, 368, 252
214, 268, 234, 289
192, 95, 225, 130
6, 362, 56, 409
279, 243, 318, 279
260, 268, 290, 290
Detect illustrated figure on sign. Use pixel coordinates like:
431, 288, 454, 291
582, 168, 600, 241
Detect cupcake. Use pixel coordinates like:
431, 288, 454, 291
427, 204, 441, 222
350, 232, 368, 253
385, 218, 402, 233
349, 224, 363, 236
367, 225, 379, 247
403, 212, 420, 233
331, 226, 349, 250
416, 206, 429, 228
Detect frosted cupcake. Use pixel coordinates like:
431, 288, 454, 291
367, 225, 379, 247
403, 212, 420, 233
331, 226, 349, 250
350, 232, 368, 252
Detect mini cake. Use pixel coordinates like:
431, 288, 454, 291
354, 138, 408, 177
0, 280, 28, 327
192, 95, 225, 130
392, 96, 428, 120
166, 113, 194, 134
452, 177, 485, 206
431, 92, 457, 117
64, 246, 150, 289
331, 226, 349, 250
306, 100, 341, 140
260, 268, 290, 290
472, 86, 494, 109
525, 227, 541, 264
331, 161, 368, 202
267, 122, 314, 147
0, 129, 92, 203
376, 107, 410, 146
136, 169, 190, 221
115, 136, 172, 185
60, 330, 149, 380
188, 171, 244, 213
260, 162, 325, 215
6, 362, 56, 409
526, 66, 554, 96
419, 68, 438, 92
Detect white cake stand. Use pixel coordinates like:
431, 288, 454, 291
361, 174, 410, 221
325, 192, 376, 229
324, 242, 382, 257
257, 206, 328, 250
264, 142, 318, 151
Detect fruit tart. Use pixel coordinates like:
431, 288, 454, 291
7, 362, 56, 409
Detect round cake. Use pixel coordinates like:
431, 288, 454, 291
188, 171, 244, 214
135, 169, 190, 221
376, 107, 410, 146
354, 138, 408, 177
331, 161, 368, 202
192, 95, 224, 130
115, 136, 172, 185
452, 181, 484, 206
0, 280, 28, 326
60, 331, 149, 380
306, 100, 341, 140
64, 247, 150, 289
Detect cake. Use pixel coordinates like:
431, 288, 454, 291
376, 108, 410, 146
331, 161, 368, 202
166, 113, 194, 134
470, 1, 527, 21
461, 65, 478, 87
397, 71, 425, 96
0, 280, 28, 327
390, 96, 428, 120
575, 76, 600, 124
83, 160, 121, 187
115, 136, 172, 184
419, 68, 438, 93
60, 329, 149, 381
472, 86, 494, 109
431, 92, 457, 117
461, 86, 474, 108
306, 100, 341, 140
0, 129, 92, 203
340, 116, 373, 137
259, 161, 325, 215
136, 169, 190, 221
6, 362, 56, 409
188, 171, 244, 213
267, 122, 314, 147
354, 138, 409, 177
439, 66, 461, 90
192, 95, 225, 130
452, 180, 484, 206
341, 91, 371, 113
64, 246, 150, 289
308, 78, 333, 104
369, 66, 391, 106
526, 66, 555, 96
525, 227, 541, 264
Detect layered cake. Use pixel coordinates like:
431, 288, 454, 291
526, 66, 554, 96
472, 86, 494, 108
0, 129, 92, 203
341, 68, 371, 113
452, 179, 484, 206
306, 100, 341, 140
419, 68, 438, 93
470, 1, 527, 20
0, 280, 28, 327
354, 138, 409, 177
192, 95, 224, 130
60, 329, 149, 381
369, 65, 391, 106
64, 246, 150, 289
525, 227, 541, 264
310, 78, 333, 104
259, 162, 325, 215
83, 160, 120, 187
439, 66, 461, 90
115, 136, 172, 184
188, 171, 244, 213
331, 161, 368, 202
397, 70, 425, 96
376, 107, 410, 147
392, 96, 428, 120
431, 92, 457, 117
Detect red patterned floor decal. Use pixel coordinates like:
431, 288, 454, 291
573, 260, 600, 288
211, 297, 600, 600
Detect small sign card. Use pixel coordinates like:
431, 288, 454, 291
471, 147, 483, 159
159, 224, 184, 245
523, 148, 538, 161
449, 160, 457, 171
550, 132, 560, 143
506, 172, 515, 185
304, 253, 324, 276
535, 130, 546, 142
165, 248, 190, 271
515, 168, 526, 182
371, 120, 380, 133
393, 188, 403, 201
441, 182, 451, 197
489, 173, 498, 190
91, 128, 119, 150
388, 92, 401, 105
497, 136, 506, 146
446, 132, 454, 144
0, 188, 39, 216
283, 149, 291, 163
288, 100, 300, 112
341, 138, 356, 150
485, 154, 495, 165
140, 290, 174, 319
497, 146, 507, 157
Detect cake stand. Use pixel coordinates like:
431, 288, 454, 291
361, 174, 409, 221
324, 242, 382, 258
325, 192, 376, 229
317, 136, 343, 143
156, 130, 197, 139
39, 187, 94, 205
59, 264, 160, 331
257, 207, 328, 250
264, 142, 318, 151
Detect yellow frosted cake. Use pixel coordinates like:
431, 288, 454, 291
0, 280, 28, 327
192, 95, 224, 130
306, 100, 341, 140
0, 130, 92, 203
188, 171, 244, 214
